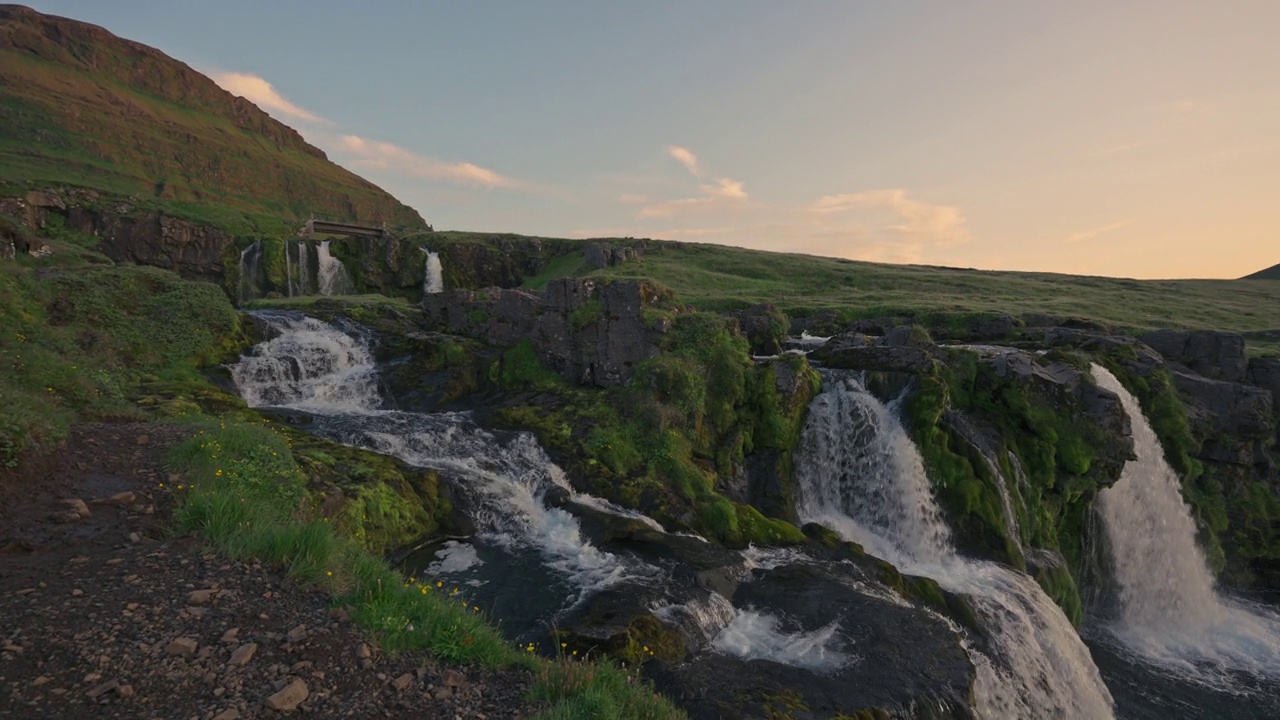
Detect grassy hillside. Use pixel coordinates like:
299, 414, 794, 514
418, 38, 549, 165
0, 4, 426, 232
1243, 262, 1280, 280
563, 241, 1280, 340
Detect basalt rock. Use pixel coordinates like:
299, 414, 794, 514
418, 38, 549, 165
731, 304, 788, 356
422, 278, 671, 387
1141, 329, 1249, 383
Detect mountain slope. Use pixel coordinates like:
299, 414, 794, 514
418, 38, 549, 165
0, 4, 425, 231
1243, 263, 1280, 280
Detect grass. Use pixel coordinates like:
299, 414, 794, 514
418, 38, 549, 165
0, 252, 244, 465
166, 417, 687, 719
572, 241, 1280, 346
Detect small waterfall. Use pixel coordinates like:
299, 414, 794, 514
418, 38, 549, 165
421, 247, 444, 294
796, 373, 1115, 719
231, 313, 379, 413
285, 239, 295, 297
1092, 364, 1280, 686
238, 240, 263, 301
299, 242, 315, 295
317, 240, 355, 296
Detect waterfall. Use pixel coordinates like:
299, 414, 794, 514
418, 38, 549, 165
297, 242, 313, 295
231, 312, 651, 607
421, 247, 444, 294
317, 240, 355, 296
796, 373, 1115, 719
231, 313, 379, 413
238, 240, 263, 301
1092, 364, 1280, 686
285, 239, 295, 297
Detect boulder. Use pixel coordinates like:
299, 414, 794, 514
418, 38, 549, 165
1141, 330, 1248, 383
731, 305, 788, 356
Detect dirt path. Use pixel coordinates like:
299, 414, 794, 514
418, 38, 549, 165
0, 423, 540, 719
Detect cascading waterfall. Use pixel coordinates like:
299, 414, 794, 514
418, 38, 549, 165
238, 239, 263, 301
317, 240, 355, 296
231, 313, 379, 413
1092, 364, 1280, 686
795, 373, 1115, 719
421, 247, 444, 294
285, 238, 295, 297
231, 312, 649, 609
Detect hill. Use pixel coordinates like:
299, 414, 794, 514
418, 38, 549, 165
0, 4, 425, 232
1243, 262, 1280, 280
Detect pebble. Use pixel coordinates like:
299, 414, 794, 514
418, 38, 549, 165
166, 638, 199, 658
265, 678, 309, 711
227, 643, 257, 667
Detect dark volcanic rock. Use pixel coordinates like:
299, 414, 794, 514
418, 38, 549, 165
1169, 370, 1274, 465
422, 278, 669, 387
649, 562, 976, 720
732, 305, 788, 356
1141, 329, 1249, 383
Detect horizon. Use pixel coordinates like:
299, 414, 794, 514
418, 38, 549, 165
18, 0, 1280, 281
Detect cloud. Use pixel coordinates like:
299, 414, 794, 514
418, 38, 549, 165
667, 145, 701, 176
1063, 219, 1134, 244
333, 134, 519, 188
618, 194, 649, 205
809, 189, 970, 248
700, 177, 747, 200
210, 71, 328, 125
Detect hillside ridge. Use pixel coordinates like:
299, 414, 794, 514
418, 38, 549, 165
1243, 262, 1280, 280
0, 3, 426, 230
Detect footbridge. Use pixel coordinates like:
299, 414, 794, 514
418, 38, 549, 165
299, 218, 392, 239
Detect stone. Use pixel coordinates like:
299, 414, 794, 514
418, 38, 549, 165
72, 588, 84, 597
391, 673, 414, 692
265, 678, 308, 711
117, 684, 134, 698
227, 640, 257, 666
189, 589, 218, 605
33, 675, 51, 686
211, 709, 240, 720
355, 643, 372, 659
62, 498, 91, 518
441, 669, 465, 687
93, 491, 136, 506
220, 628, 240, 644
1141, 329, 1248, 382
135, 434, 150, 446
86, 679, 119, 699
166, 637, 199, 658
285, 624, 307, 643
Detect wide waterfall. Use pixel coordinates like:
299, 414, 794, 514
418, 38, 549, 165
317, 240, 355, 296
1092, 365, 1280, 688
421, 247, 443, 294
795, 373, 1116, 719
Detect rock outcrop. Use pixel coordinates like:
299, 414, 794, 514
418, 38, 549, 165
1141, 330, 1249, 383
422, 278, 671, 388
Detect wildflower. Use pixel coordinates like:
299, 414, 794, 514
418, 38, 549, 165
326, 571, 333, 577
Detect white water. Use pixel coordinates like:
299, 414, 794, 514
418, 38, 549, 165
421, 248, 444, 294
1092, 364, 1280, 686
317, 240, 355, 296
796, 374, 1115, 719
238, 240, 263, 301
231, 314, 379, 413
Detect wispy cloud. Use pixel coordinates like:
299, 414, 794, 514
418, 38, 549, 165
333, 134, 519, 189
1063, 219, 1134, 244
667, 145, 701, 176
809, 189, 970, 248
700, 177, 747, 200
210, 71, 328, 125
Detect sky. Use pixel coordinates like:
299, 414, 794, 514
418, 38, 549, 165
24, 0, 1280, 279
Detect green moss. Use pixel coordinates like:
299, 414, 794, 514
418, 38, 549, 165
498, 339, 565, 391
570, 298, 603, 331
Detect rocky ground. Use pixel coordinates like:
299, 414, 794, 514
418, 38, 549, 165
0, 423, 543, 719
